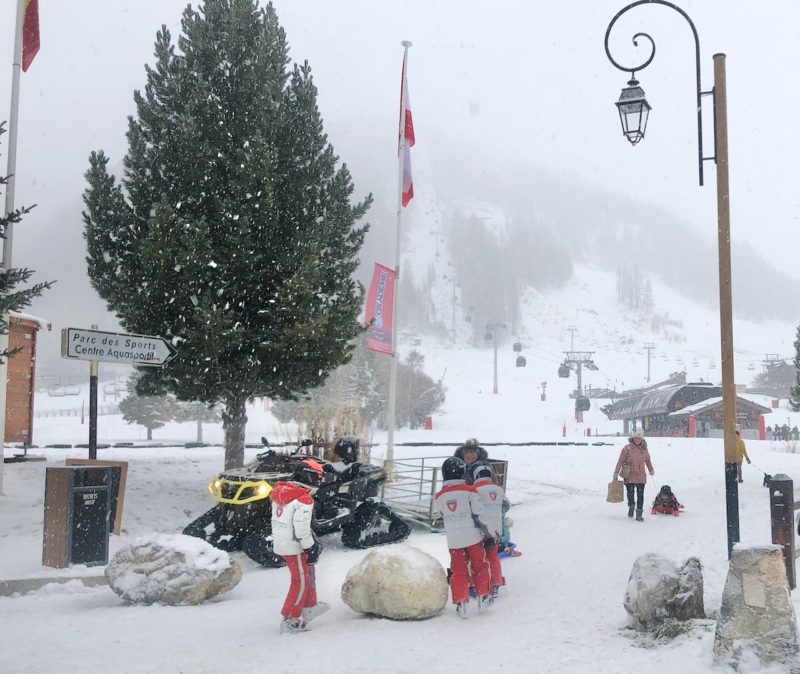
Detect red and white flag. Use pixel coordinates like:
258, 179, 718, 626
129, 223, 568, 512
365, 263, 396, 355
22, 0, 40, 72
399, 56, 414, 207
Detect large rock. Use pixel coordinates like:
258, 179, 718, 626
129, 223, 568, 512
341, 544, 448, 620
105, 533, 242, 605
714, 545, 799, 667
624, 553, 705, 628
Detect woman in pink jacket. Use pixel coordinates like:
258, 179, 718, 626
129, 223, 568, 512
613, 429, 655, 522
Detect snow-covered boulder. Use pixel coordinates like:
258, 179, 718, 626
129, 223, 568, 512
624, 553, 704, 628
714, 545, 799, 667
341, 544, 448, 620
105, 534, 242, 605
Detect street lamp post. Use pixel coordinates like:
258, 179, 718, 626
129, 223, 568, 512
605, 0, 739, 558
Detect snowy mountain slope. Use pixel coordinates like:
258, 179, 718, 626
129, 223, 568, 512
384, 262, 796, 441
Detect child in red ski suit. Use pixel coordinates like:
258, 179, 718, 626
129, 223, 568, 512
471, 462, 511, 597
271, 459, 327, 634
434, 456, 493, 619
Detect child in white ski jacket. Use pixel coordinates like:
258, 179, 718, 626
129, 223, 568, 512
471, 462, 511, 596
271, 459, 328, 634
433, 456, 493, 618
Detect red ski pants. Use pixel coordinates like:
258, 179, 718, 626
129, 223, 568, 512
280, 553, 317, 619
449, 542, 489, 604
483, 542, 503, 588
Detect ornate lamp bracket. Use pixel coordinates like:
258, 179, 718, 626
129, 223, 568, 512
604, 0, 715, 186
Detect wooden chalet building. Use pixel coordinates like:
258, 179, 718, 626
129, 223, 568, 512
602, 382, 772, 439
6, 313, 49, 444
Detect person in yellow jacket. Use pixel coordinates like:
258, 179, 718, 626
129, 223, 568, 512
734, 430, 751, 483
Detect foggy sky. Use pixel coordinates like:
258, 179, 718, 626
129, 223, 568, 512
1, 0, 798, 375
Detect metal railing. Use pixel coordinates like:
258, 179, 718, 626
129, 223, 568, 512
380, 455, 509, 529
381, 455, 445, 529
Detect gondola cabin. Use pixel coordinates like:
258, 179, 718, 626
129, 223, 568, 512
575, 396, 590, 412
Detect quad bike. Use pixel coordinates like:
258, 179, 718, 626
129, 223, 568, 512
182, 436, 411, 567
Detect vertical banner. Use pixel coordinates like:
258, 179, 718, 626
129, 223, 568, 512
365, 263, 395, 355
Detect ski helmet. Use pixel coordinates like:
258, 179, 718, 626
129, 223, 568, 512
470, 461, 496, 483
294, 459, 325, 487
441, 456, 467, 481
333, 435, 360, 464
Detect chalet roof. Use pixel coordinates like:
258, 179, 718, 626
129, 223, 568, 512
9, 311, 50, 331
603, 384, 721, 420
668, 396, 772, 417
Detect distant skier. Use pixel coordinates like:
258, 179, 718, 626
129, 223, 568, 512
651, 484, 684, 516
470, 462, 510, 598
271, 459, 328, 634
434, 456, 493, 619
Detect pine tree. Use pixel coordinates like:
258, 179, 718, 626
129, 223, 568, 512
172, 401, 222, 443
119, 372, 177, 441
82, 1, 371, 468
641, 279, 654, 316
789, 325, 800, 411
0, 122, 52, 360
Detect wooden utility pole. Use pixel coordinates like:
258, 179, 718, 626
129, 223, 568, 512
713, 53, 739, 557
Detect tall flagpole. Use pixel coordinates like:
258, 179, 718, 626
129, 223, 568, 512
386, 40, 412, 474
0, 0, 27, 493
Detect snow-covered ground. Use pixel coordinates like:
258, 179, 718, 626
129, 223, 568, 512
2, 265, 800, 673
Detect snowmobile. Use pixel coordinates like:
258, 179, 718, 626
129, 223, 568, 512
182, 436, 411, 567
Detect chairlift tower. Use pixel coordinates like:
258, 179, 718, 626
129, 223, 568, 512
563, 351, 598, 422
643, 343, 655, 383
485, 323, 506, 394
762, 353, 782, 373
567, 326, 577, 351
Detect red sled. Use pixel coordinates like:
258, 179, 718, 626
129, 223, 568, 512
651, 506, 684, 516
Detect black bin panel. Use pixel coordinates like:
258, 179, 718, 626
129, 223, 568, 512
70, 487, 110, 565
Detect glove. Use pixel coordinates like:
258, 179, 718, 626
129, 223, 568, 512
612, 473, 619, 481
304, 538, 322, 564
483, 536, 496, 549
746, 458, 751, 464
649, 470, 655, 476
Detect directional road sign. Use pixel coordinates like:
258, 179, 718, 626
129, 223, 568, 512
61, 328, 177, 366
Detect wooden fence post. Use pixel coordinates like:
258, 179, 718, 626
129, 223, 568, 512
768, 473, 796, 590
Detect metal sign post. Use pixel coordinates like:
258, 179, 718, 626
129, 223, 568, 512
61, 327, 177, 458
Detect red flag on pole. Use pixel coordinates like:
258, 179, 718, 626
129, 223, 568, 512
399, 58, 414, 207
22, 0, 40, 72
365, 263, 396, 355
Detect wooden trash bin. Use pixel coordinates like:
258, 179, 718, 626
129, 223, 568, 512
42, 466, 114, 568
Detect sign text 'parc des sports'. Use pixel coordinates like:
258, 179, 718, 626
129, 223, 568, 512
61, 328, 177, 366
